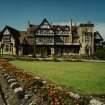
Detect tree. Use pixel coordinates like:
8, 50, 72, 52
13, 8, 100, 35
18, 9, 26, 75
95, 46, 105, 59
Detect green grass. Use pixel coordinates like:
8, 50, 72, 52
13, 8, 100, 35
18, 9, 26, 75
10, 60, 105, 94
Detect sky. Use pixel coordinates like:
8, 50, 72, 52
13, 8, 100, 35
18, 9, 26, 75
0, 0, 105, 39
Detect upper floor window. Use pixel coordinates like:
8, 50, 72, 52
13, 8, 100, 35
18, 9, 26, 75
63, 31, 69, 35
85, 35, 91, 43
40, 21, 51, 29
5, 45, 9, 51
36, 29, 54, 35
55, 30, 62, 35
3, 29, 10, 35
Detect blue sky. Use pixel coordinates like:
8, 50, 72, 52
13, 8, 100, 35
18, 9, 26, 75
0, 0, 105, 38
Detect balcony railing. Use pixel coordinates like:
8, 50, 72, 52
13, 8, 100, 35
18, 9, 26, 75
55, 33, 70, 36
36, 42, 54, 45
35, 33, 54, 36
31, 42, 80, 46
72, 43, 81, 45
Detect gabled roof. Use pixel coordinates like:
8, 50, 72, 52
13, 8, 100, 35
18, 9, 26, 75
63, 25, 70, 31
38, 18, 52, 29
94, 31, 103, 41
80, 23, 94, 27
52, 25, 70, 31
27, 19, 71, 33
0, 25, 20, 43
27, 19, 53, 33
0, 25, 20, 39
27, 24, 39, 32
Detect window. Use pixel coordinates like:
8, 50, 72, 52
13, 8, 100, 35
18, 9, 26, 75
5, 45, 9, 52
85, 36, 90, 43
3, 35, 11, 43
63, 31, 69, 35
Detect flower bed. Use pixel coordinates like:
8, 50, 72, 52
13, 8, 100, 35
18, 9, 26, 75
0, 59, 104, 105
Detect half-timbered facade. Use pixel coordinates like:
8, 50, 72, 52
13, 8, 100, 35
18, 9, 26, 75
94, 31, 103, 52
25, 19, 103, 56
0, 19, 103, 56
26, 19, 94, 56
0, 26, 20, 55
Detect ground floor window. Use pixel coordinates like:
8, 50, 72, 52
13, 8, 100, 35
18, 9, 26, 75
5, 45, 9, 52
36, 47, 51, 56
1, 43, 14, 54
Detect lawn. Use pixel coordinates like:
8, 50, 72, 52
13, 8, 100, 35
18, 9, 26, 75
10, 60, 105, 94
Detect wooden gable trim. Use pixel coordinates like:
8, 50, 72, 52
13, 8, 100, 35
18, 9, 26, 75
37, 18, 52, 30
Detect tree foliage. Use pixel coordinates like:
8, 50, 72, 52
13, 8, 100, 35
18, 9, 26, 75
95, 46, 105, 59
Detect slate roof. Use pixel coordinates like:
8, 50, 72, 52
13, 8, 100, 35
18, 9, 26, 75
28, 18, 70, 32
94, 31, 103, 41
0, 25, 20, 44
27, 24, 39, 32
52, 25, 70, 31
38, 18, 52, 29
0, 25, 20, 39
80, 23, 94, 27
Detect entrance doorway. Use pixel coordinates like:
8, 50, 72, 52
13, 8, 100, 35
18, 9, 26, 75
47, 47, 51, 55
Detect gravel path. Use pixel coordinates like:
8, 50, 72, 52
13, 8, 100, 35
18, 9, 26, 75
0, 66, 26, 105
0, 94, 4, 105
